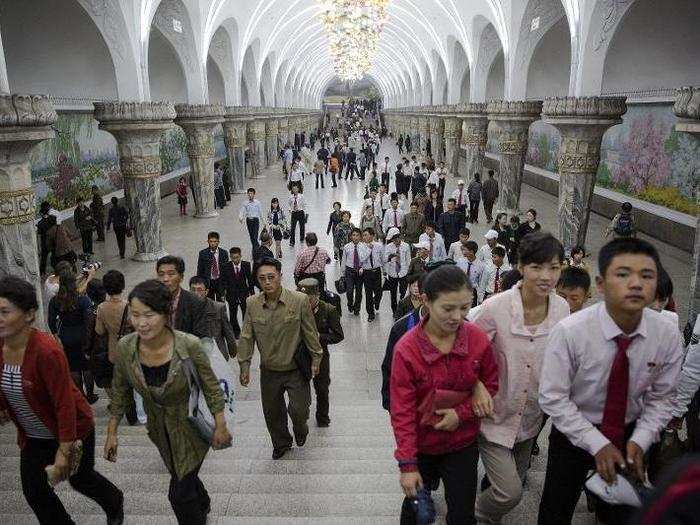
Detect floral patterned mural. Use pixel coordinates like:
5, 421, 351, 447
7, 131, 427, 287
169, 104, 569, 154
515, 103, 699, 215
30, 111, 227, 211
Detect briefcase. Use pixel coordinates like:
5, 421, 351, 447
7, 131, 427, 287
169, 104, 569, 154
335, 275, 347, 295
294, 340, 313, 382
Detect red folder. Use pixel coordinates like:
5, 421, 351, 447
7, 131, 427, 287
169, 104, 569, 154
418, 388, 470, 427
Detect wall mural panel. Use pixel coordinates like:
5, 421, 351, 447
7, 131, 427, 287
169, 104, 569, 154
486, 103, 699, 215
30, 111, 226, 211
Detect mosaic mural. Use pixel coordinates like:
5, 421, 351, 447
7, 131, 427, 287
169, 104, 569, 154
485, 103, 699, 215
30, 111, 227, 211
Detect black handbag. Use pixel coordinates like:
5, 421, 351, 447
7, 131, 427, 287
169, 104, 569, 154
293, 340, 313, 382
335, 275, 347, 294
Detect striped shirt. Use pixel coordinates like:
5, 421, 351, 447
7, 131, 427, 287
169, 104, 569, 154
1, 364, 54, 439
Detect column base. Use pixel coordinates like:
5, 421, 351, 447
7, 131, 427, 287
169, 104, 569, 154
194, 210, 220, 219
132, 249, 168, 263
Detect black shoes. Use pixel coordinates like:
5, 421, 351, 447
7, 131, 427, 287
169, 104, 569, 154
353, 309, 360, 316
317, 419, 330, 428
86, 393, 99, 405
295, 433, 308, 447
368, 314, 375, 322
272, 446, 291, 460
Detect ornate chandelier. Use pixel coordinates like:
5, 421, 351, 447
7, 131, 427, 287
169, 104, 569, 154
318, 0, 390, 81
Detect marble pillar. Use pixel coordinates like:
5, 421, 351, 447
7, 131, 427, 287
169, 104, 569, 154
246, 118, 266, 179
443, 115, 461, 174
410, 115, 420, 154
95, 101, 176, 262
278, 116, 289, 148
542, 97, 627, 251
458, 103, 488, 181
419, 115, 431, 156
673, 86, 700, 322
430, 115, 445, 162
174, 104, 225, 219
487, 100, 543, 214
222, 107, 249, 194
0, 94, 57, 321
265, 117, 278, 167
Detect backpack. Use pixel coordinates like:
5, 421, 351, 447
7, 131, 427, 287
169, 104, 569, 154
613, 212, 635, 237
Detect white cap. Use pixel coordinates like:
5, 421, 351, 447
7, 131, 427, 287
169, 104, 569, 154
457, 179, 465, 185
413, 240, 431, 250
484, 230, 499, 240
386, 227, 401, 242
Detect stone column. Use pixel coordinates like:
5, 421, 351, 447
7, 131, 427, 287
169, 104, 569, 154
487, 100, 543, 214
174, 104, 225, 219
419, 115, 431, 155
222, 107, 249, 194
278, 116, 289, 148
246, 118, 266, 179
542, 97, 627, 251
265, 117, 278, 167
95, 101, 175, 262
411, 115, 420, 154
443, 114, 462, 174
673, 86, 700, 322
430, 115, 445, 162
0, 94, 57, 320
458, 103, 488, 181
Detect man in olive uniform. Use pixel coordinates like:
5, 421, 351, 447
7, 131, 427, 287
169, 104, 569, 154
297, 278, 344, 427
238, 257, 323, 459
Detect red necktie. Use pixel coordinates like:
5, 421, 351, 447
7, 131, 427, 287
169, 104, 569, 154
394, 211, 398, 227
458, 189, 463, 206
235, 266, 239, 278
353, 244, 360, 270
211, 253, 219, 280
601, 336, 632, 451
294, 196, 298, 211
494, 267, 500, 293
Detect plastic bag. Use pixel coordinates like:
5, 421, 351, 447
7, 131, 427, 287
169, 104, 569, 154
199, 338, 236, 434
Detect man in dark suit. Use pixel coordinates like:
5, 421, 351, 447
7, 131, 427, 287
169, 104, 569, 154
156, 255, 209, 338
221, 246, 255, 339
189, 276, 237, 360
196, 231, 229, 301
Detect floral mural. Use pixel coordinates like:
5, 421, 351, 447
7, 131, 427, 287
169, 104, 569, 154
515, 103, 698, 215
30, 112, 227, 212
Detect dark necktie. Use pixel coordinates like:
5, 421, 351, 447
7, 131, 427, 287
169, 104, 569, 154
370, 247, 374, 268
601, 336, 633, 450
211, 252, 219, 280
394, 211, 398, 227
353, 244, 360, 270
467, 262, 472, 281
396, 248, 401, 273
494, 267, 500, 293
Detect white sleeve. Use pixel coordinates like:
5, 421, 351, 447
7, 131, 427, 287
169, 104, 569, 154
672, 318, 700, 417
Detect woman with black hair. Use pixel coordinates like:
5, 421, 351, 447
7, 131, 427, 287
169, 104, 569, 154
48, 270, 95, 399
471, 231, 569, 523
267, 197, 287, 259
0, 276, 123, 525
390, 265, 498, 524
104, 279, 231, 524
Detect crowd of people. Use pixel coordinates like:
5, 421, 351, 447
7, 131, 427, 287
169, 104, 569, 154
0, 98, 698, 525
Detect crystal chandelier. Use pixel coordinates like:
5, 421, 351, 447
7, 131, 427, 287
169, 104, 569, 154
318, 0, 390, 81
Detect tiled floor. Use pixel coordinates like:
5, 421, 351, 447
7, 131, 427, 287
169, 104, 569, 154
1, 139, 692, 523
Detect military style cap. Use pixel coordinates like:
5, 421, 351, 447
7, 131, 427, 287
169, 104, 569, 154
297, 278, 320, 295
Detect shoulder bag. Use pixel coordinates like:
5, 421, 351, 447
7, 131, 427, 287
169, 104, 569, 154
293, 340, 313, 382
295, 248, 319, 284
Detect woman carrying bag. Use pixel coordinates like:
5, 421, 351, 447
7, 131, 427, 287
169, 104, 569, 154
104, 280, 232, 525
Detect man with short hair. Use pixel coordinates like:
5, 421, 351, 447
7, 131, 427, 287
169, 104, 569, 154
342, 228, 370, 316
288, 184, 306, 247
382, 196, 405, 233
437, 198, 466, 249
447, 227, 471, 261
294, 232, 330, 289
189, 276, 237, 360
238, 258, 323, 459
452, 179, 467, 217
252, 232, 275, 266
239, 187, 263, 251
418, 222, 447, 261
156, 255, 209, 338
197, 231, 229, 301
221, 246, 255, 339
297, 278, 344, 427
383, 228, 411, 315
361, 228, 384, 322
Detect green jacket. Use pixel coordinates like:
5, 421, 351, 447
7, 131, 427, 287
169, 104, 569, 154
110, 330, 225, 480
313, 301, 344, 351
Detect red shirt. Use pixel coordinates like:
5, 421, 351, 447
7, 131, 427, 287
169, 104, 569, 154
0, 329, 93, 448
390, 318, 498, 472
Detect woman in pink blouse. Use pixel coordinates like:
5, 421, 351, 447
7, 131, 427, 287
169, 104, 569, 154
470, 231, 569, 524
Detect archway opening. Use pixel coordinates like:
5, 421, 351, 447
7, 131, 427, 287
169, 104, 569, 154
148, 28, 187, 103
526, 17, 571, 99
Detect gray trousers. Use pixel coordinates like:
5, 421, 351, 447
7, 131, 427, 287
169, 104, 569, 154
260, 367, 311, 450
476, 435, 535, 523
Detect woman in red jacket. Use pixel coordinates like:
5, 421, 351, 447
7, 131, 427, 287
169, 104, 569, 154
390, 265, 498, 524
0, 276, 123, 524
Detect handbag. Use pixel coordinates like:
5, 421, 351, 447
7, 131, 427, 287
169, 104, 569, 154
417, 388, 470, 427
335, 275, 347, 294
648, 428, 687, 484
293, 340, 313, 382
93, 305, 130, 388
282, 228, 290, 240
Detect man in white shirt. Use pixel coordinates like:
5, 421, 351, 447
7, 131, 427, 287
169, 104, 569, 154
477, 229, 509, 266
452, 179, 467, 216
447, 228, 471, 260
341, 228, 370, 316
287, 160, 305, 193
239, 187, 263, 250
418, 223, 447, 262
378, 184, 391, 219
382, 196, 405, 233
456, 240, 484, 307
382, 227, 411, 315
361, 228, 384, 322
538, 238, 683, 524
288, 185, 306, 247
364, 188, 382, 218
282, 145, 294, 175
478, 246, 511, 303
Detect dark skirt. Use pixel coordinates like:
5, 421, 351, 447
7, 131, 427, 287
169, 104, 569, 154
272, 228, 283, 241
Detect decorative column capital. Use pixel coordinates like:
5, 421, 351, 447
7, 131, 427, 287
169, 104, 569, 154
174, 103, 225, 127
0, 93, 58, 128
443, 117, 462, 139
674, 86, 700, 135
488, 100, 543, 154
